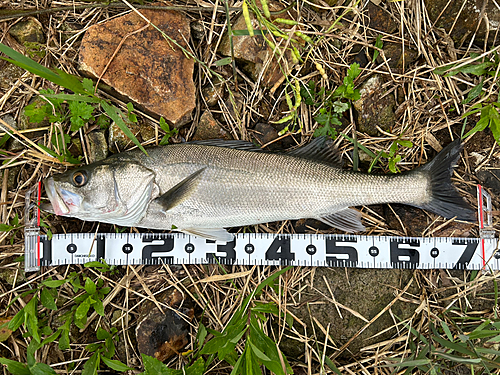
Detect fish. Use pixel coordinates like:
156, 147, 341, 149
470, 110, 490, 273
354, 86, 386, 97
42, 137, 475, 241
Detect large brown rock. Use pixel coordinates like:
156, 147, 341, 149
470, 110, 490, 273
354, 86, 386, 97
79, 9, 195, 127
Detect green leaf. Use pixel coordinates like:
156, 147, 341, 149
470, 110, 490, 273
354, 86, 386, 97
373, 34, 383, 62
196, 323, 207, 349
324, 356, 342, 375
96, 327, 110, 340
0, 224, 13, 232
74, 296, 92, 329
42, 279, 67, 288
142, 354, 182, 375
250, 342, 272, 361
69, 101, 94, 120
82, 352, 99, 375
100, 100, 147, 155
30, 363, 58, 375
215, 57, 232, 66
84, 278, 97, 295
184, 358, 205, 375
440, 321, 454, 342
0, 358, 30, 375
93, 299, 104, 316
40, 288, 57, 310
82, 78, 94, 93
464, 114, 491, 138
101, 357, 133, 371
8, 309, 26, 331
347, 62, 361, 80
41, 330, 61, 346
433, 352, 481, 363
397, 139, 413, 148
463, 80, 483, 104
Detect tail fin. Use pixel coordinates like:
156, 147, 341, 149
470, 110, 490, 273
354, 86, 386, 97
414, 139, 476, 222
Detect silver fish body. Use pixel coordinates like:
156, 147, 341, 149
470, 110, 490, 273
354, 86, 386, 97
43, 138, 475, 241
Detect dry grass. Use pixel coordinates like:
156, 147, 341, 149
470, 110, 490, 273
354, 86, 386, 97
0, 0, 499, 373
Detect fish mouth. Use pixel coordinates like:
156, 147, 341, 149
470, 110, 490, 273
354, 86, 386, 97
43, 178, 70, 215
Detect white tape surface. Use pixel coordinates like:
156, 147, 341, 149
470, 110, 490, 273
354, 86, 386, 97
25, 232, 499, 271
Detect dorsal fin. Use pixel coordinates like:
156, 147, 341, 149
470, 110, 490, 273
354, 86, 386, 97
287, 137, 343, 166
188, 139, 264, 152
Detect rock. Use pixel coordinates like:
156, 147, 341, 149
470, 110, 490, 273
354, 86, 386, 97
353, 75, 395, 136
108, 121, 155, 153
86, 131, 108, 163
381, 42, 418, 71
6, 167, 21, 191
192, 111, 230, 140
365, 2, 398, 35
202, 78, 225, 107
79, 9, 195, 127
9, 18, 45, 44
136, 308, 193, 362
253, 123, 280, 149
281, 268, 417, 358
424, 0, 500, 46
190, 20, 205, 41
0, 266, 25, 286
218, 1, 299, 87
0, 60, 24, 93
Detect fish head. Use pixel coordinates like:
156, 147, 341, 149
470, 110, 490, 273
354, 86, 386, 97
43, 160, 157, 225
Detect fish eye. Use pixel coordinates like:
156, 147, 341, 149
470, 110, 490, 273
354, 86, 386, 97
72, 171, 88, 187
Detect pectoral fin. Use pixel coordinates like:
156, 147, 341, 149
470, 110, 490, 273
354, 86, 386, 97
154, 168, 206, 211
318, 208, 365, 232
181, 228, 234, 242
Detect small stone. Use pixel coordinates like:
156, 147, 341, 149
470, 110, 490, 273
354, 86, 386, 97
136, 308, 193, 362
1, 114, 16, 130
202, 78, 225, 107
79, 9, 195, 127
9, 18, 45, 44
253, 123, 279, 149
0, 61, 24, 92
353, 75, 395, 136
86, 131, 108, 163
6, 166, 21, 191
381, 42, 418, 71
192, 111, 230, 141
111, 310, 131, 328
190, 20, 205, 41
218, 1, 299, 87
108, 121, 155, 153
366, 2, 398, 35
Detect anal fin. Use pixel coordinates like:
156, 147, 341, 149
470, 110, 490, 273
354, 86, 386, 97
181, 228, 234, 242
317, 208, 365, 232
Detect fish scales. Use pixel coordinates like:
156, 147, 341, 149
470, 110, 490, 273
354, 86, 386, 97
131, 145, 426, 229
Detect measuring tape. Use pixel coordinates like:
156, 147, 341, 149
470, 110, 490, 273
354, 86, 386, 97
24, 183, 498, 272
